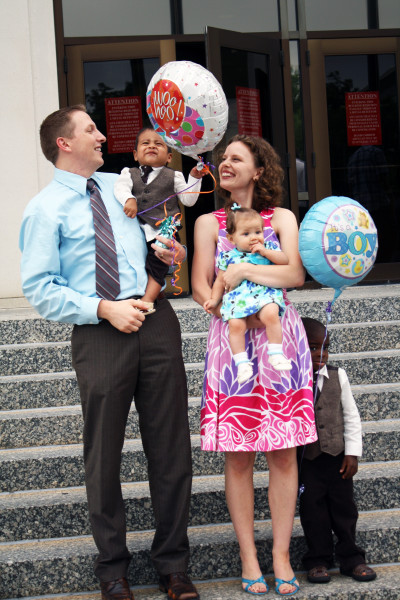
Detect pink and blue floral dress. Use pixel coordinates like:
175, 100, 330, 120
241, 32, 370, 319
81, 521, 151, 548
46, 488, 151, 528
217, 243, 286, 321
200, 208, 317, 452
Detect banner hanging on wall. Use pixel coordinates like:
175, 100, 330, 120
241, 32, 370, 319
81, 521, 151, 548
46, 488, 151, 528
345, 91, 382, 146
105, 97, 142, 154
236, 87, 262, 137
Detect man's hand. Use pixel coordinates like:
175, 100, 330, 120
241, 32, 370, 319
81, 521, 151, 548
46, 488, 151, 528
340, 455, 358, 479
97, 299, 148, 333
151, 237, 186, 265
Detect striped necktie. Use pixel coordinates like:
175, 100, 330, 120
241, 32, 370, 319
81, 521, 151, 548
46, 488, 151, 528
87, 178, 120, 300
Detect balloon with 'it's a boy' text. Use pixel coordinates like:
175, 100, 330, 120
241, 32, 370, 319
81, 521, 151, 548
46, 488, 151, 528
299, 196, 378, 304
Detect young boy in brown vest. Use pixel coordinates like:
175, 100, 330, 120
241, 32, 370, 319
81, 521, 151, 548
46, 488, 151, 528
114, 128, 204, 308
299, 318, 376, 584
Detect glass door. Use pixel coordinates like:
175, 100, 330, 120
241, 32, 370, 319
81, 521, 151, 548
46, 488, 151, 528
308, 38, 400, 281
205, 27, 288, 208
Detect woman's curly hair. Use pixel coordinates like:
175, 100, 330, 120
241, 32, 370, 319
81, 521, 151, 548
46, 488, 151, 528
216, 134, 285, 212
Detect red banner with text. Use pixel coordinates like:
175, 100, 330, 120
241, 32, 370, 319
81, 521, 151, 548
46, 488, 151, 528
236, 87, 262, 137
105, 97, 142, 154
345, 91, 382, 146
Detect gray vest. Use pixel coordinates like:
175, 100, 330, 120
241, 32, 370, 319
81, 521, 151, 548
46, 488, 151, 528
304, 365, 345, 460
129, 166, 178, 227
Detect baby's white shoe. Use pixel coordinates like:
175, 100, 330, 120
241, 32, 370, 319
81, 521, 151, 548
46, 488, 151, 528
268, 353, 291, 371
237, 361, 253, 384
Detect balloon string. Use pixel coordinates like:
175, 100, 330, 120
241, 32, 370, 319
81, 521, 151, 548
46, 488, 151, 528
326, 301, 332, 323
137, 161, 217, 218
136, 161, 217, 295
154, 212, 183, 295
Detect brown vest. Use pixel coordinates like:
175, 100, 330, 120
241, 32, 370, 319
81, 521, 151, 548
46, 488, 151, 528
303, 365, 345, 460
129, 166, 178, 227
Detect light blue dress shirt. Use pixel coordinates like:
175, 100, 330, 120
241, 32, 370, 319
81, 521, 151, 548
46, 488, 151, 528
19, 168, 148, 325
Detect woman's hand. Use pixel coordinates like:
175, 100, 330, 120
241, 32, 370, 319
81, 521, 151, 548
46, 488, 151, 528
223, 263, 248, 291
226, 208, 305, 290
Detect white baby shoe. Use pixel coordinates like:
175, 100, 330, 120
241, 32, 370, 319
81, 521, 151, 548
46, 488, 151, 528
237, 361, 253, 384
268, 353, 292, 371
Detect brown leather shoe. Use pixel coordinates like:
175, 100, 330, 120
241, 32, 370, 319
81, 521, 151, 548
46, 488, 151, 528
307, 565, 331, 583
100, 577, 133, 600
342, 563, 377, 582
159, 572, 199, 599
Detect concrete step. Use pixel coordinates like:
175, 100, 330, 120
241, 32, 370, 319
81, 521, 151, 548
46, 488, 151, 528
2, 383, 399, 448
0, 461, 398, 543
327, 321, 400, 353
2, 320, 400, 377
0, 321, 400, 376
1, 285, 399, 343
0, 372, 80, 411
0, 399, 201, 448
0, 509, 398, 598
0, 331, 209, 377
1, 421, 399, 492
4, 563, 398, 600
0, 366, 204, 410
1, 364, 399, 414
290, 284, 400, 324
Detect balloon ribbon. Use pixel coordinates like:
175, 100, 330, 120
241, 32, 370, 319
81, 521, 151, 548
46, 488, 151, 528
138, 160, 217, 295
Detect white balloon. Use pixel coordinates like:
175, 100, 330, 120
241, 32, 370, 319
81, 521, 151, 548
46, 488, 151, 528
146, 61, 229, 160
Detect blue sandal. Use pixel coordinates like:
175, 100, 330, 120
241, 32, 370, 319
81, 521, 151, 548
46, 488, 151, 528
242, 575, 269, 595
275, 577, 299, 596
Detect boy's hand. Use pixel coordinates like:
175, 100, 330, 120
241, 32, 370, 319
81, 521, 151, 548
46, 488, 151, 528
124, 197, 138, 218
190, 165, 207, 179
340, 455, 358, 479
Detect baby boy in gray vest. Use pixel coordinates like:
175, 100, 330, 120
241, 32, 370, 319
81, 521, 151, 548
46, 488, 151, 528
114, 127, 204, 307
298, 317, 376, 584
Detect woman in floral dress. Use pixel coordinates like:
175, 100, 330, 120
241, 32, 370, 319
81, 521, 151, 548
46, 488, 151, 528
191, 135, 317, 596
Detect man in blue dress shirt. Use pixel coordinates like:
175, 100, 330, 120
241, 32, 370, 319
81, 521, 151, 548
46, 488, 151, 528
19, 106, 199, 600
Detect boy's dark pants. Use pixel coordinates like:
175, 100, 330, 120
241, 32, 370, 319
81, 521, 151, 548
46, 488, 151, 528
299, 452, 365, 572
146, 233, 181, 286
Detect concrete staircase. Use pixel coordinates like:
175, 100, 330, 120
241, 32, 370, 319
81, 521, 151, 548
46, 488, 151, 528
1, 285, 399, 600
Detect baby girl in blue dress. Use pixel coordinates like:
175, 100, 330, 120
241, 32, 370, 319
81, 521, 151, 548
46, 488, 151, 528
204, 205, 291, 384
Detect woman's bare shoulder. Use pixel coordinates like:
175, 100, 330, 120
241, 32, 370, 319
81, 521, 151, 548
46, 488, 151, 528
271, 206, 298, 225
195, 212, 220, 231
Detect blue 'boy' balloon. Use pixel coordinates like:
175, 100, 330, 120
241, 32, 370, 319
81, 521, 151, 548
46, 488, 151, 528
299, 196, 378, 304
